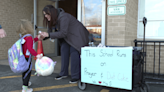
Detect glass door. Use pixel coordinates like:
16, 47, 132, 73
78, 0, 106, 46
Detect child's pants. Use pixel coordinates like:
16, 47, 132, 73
22, 58, 32, 86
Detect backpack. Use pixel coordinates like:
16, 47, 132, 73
8, 34, 33, 79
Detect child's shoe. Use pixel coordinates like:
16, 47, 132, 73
22, 85, 33, 92
28, 82, 32, 86
22, 82, 32, 88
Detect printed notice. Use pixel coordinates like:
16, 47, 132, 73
108, 0, 127, 5
81, 47, 132, 90
107, 6, 126, 16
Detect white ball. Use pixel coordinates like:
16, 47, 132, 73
35, 56, 56, 76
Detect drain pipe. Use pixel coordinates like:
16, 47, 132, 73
34, 0, 37, 50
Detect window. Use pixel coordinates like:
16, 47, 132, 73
78, 0, 106, 46
81, 0, 102, 45
138, 0, 164, 39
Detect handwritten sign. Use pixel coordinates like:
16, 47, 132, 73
108, 0, 127, 5
107, 6, 126, 16
81, 47, 133, 90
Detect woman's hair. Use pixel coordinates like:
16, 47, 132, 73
42, 5, 58, 28
16, 19, 33, 36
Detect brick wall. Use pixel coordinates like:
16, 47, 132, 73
125, 0, 138, 46
106, 9, 126, 46
0, 0, 33, 59
0, 0, 59, 59
106, 0, 138, 46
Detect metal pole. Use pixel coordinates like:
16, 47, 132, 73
153, 42, 155, 77
77, 0, 82, 22
159, 42, 161, 77
34, 0, 37, 50
55, 1, 58, 8
134, 39, 137, 47
101, 0, 106, 46
54, 1, 59, 56
142, 17, 147, 82
145, 42, 147, 73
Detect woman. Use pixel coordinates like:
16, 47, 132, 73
40, 5, 89, 83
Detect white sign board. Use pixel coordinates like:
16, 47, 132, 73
108, 0, 127, 5
107, 6, 126, 16
81, 47, 133, 90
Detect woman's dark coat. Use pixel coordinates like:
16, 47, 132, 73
48, 8, 89, 53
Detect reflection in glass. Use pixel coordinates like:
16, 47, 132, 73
139, 0, 145, 19
139, 21, 164, 38
139, 0, 164, 20
138, 0, 164, 38
81, 0, 102, 45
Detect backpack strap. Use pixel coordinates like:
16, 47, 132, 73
23, 58, 32, 79
21, 34, 33, 39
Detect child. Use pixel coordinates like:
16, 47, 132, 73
16, 19, 43, 92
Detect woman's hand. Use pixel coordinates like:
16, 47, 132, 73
39, 32, 49, 38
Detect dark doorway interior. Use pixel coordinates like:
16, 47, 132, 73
57, 0, 77, 56
59, 0, 77, 18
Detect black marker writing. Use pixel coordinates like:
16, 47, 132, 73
84, 68, 97, 78
103, 81, 108, 86
101, 73, 103, 78
117, 50, 126, 57
100, 62, 106, 66
99, 49, 113, 57
84, 50, 95, 57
